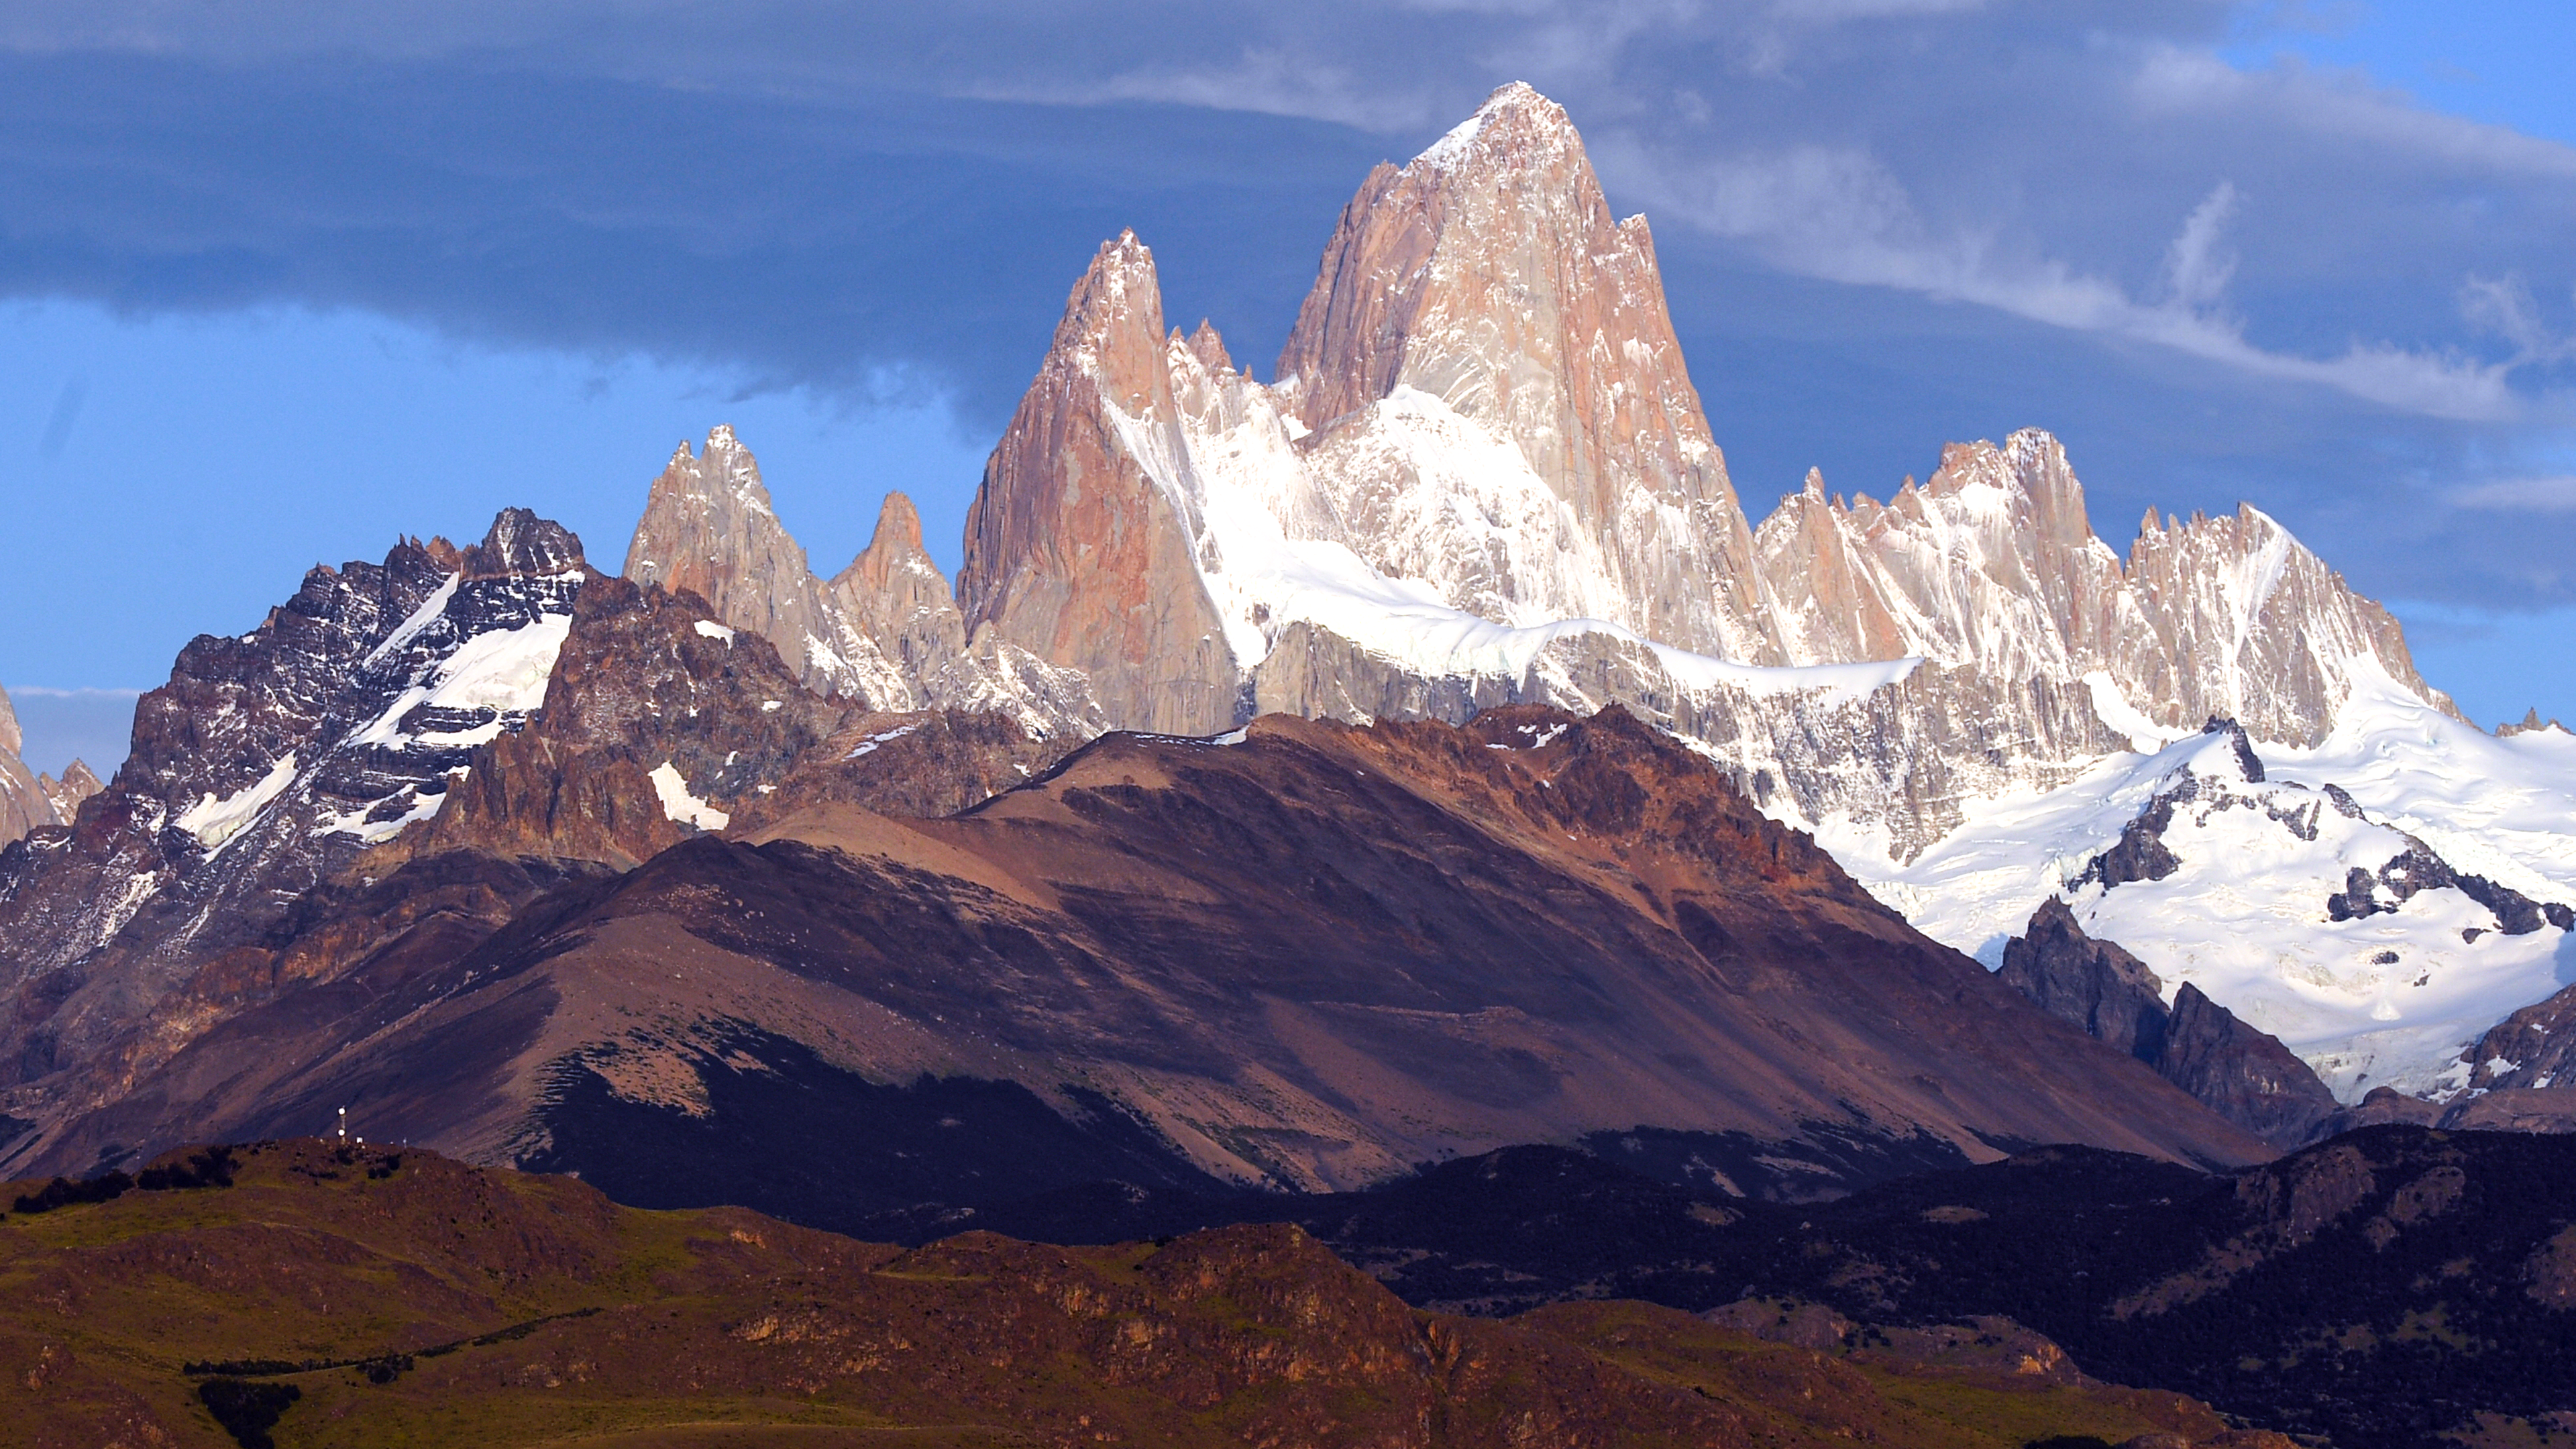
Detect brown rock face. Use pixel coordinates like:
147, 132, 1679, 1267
1998, 900, 2342, 1148
35, 760, 101, 827
625, 431, 1104, 739
955, 232, 1242, 735
1277, 81, 1772, 661
370, 576, 847, 871
2463, 982, 2576, 1097
31, 704, 2263, 1195
2158, 983, 2344, 1148
827, 492, 965, 680
623, 425, 910, 706
722, 706, 1080, 832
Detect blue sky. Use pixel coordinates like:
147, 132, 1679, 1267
1, 1, 2573, 773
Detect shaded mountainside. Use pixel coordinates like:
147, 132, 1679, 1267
13, 701, 2265, 1210
0, 512, 591, 1155
1999, 900, 2345, 1148
0, 1137, 2281, 1449
863, 1127, 2576, 1449
0, 512, 1086, 1178
0, 554, 1081, 1179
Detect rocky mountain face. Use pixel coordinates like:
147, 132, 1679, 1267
6, 80, 2568, 1200
1275, 81, 1772, 662
0, 684, 101, 847
2000, 900, 2344, 1147
0, 511, 1092, 1177
955, 233, 1249, 735
922, 83, 2449, 865
1752, 436, 2443, 748
629, 427, 1103, 739
623, 425, 908, 704
2459, 983, 2576, 1112
14, 702, 2265, 1201
0, 511, 590, 1152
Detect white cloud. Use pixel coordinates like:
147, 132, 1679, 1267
1011, 49, 1448, 135
1599, 138, 2525, 421
2129, 44, 2576, 180
2453, 476, 2576, 511
2163, 181, 2237, 311
5, 686, 143, 698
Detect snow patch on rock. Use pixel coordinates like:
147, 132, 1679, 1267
649, 761, 729, 831
173, 752, 299, 851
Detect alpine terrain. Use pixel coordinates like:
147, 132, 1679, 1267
0, 684, 100, 849
0, 82, 2569, 1231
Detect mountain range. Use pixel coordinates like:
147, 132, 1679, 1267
0, 685, 99, 846
1, 80, 2571, 1215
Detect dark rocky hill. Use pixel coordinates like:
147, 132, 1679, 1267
15, 700, 2265, 1210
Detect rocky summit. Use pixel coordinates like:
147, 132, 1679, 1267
0, 684, 100, 850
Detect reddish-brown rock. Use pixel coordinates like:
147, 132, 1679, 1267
956, 231, 1242, 735
1278, 81, 1773, 661
622, 425, 910, 705
26, 704, 2265, 1197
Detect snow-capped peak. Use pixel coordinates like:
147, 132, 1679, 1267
1407, 80, 1566, 174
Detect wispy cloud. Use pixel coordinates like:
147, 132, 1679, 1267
2452, 476, 2576, 511
1601, 141, 2526, 421
6, 686, 143, 698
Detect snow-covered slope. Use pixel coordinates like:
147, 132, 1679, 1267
0, 511, 592, 1099
1851, 684, 2576, 1099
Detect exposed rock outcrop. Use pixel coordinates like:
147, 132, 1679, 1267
1999, 900, 2343, 1147
35, 760, 102, 826
1277, 81, 1773, 661
0, 511, 591, 1148
2000, 899, 2171, 1062
623, 425, 910, 706
2463, 983, 2576, 1097
368, 576, 844, 871
955, 233, 1243, 736
1752, 437, 2449, 748
2159, 983, 2345, 1148
2498, 708, 2571, 738
625, 430, 1104, 741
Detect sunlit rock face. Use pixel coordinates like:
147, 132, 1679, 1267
939, 83, 2451, 864
1275, 82, 1773, 665
0, 686, 101, 847
954, 232, 1245, 738
623, 425, 911, 708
